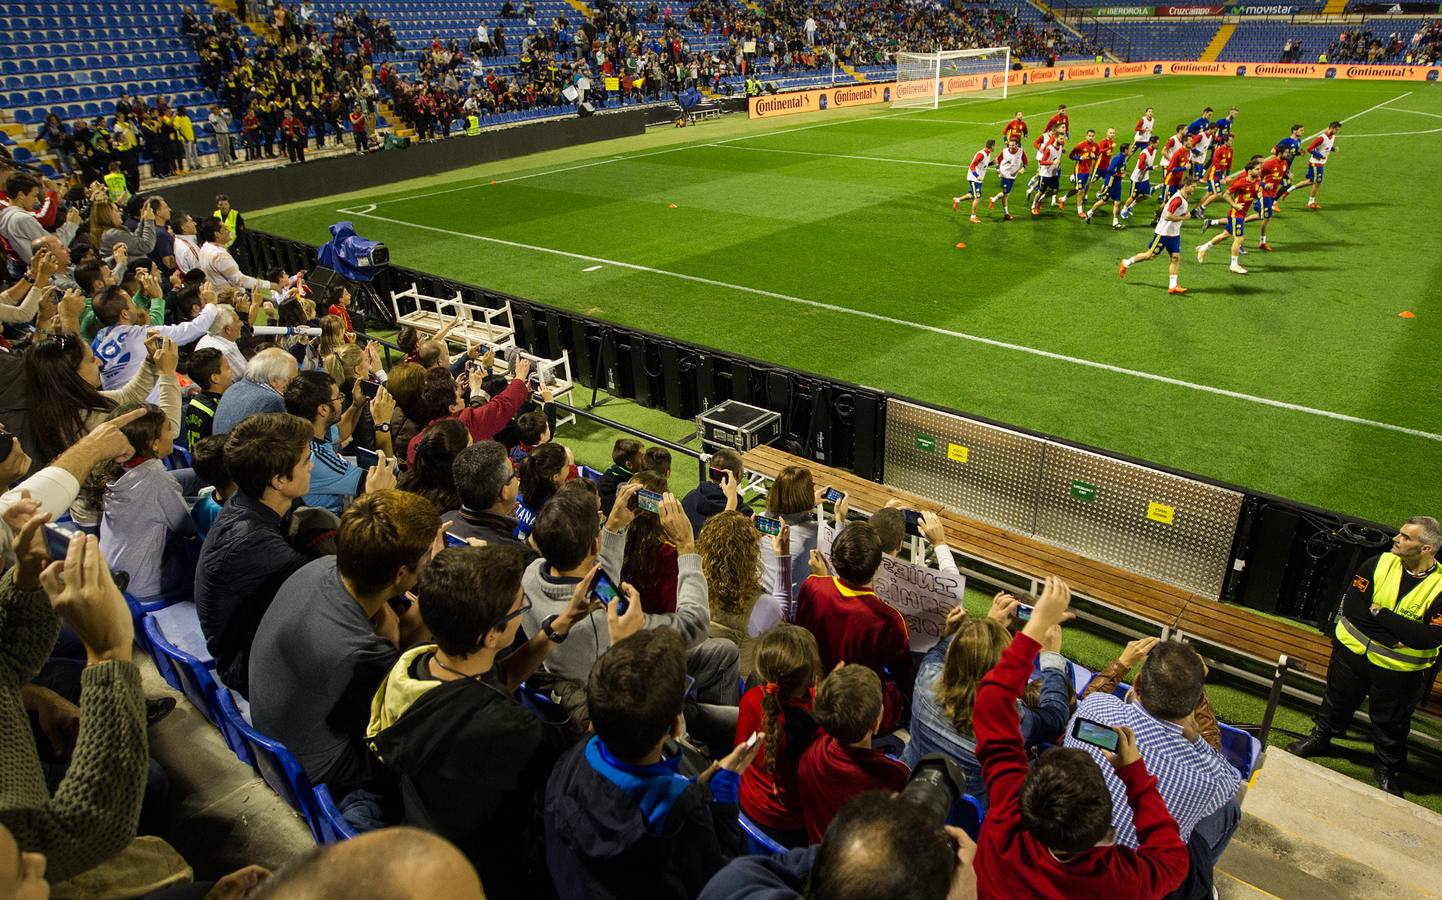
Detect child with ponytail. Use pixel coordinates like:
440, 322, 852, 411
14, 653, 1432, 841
734, 624, 822, 848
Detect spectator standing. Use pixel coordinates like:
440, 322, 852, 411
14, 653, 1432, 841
195, 302, 247, 380
197, 217, 272, 292
681, 447, 747, 536
208, 105, 235, 167
174, 106, 201, 172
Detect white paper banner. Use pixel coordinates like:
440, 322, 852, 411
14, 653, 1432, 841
816, 522, 965, 652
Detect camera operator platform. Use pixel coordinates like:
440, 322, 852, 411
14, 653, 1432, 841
1287, 516, 1442, 796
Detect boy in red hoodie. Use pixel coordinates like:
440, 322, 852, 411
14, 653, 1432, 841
973, 575, 1188, 899
797, 664, 909, 844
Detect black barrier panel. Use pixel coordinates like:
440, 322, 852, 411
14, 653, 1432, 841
160, 110, 649, 215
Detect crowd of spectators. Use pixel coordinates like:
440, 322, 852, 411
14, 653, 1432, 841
1282, 25, 1439, 64
0, 169, 1248, 897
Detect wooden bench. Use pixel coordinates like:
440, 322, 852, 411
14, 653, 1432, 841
741, 445, 1442, 717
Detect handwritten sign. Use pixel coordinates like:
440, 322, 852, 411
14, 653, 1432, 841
817, 522, 965, 652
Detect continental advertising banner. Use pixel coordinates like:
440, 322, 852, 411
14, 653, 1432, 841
748, 60, 1442, 119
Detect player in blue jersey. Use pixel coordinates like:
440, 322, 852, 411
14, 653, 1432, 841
1186, 106, 1215, 135
1084, 143, 1131, 229
1272, 123, 1306, 202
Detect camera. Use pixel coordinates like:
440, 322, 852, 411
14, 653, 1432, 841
318, 221, 389, 282
901, 753, 980, 835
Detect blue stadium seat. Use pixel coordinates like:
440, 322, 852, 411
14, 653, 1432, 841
220, 693, 331, 843
141, 615, 250, 765
738, 812, 787, 855
313, 784, 360, 844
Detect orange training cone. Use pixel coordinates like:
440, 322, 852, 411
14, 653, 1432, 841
955, 242, 966, 249
668, 203, 678, 209
1399, 311, 1415, 319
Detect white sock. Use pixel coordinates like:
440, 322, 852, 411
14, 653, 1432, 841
1123, 257, 1134, 266
1231, 255, 1239, 266
1112, 217, 1119, 225
1169, 274, 1178, 288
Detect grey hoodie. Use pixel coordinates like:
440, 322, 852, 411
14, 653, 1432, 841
100, 458, 193, 599
521, 525, 712, 681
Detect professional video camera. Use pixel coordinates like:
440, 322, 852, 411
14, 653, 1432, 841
317, 221, 389, 283
902, 753, 979, 834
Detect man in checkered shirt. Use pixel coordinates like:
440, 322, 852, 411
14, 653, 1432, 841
1064, 640, 1242, 898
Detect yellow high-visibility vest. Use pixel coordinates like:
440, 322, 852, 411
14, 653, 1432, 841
1335, 554, 1442, 672
466, 115, 482, 135
103, 171, 128, 202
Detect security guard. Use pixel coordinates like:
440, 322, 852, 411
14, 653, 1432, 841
1288, 516, 1442, 795
213, 194, 243, 249
466, 114, 482, 135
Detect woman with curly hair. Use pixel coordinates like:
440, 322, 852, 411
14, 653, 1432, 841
732, 624, 821, 848
697, 510, 795, 676
620, 470, 679, 615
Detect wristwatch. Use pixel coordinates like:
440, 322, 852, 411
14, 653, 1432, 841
540, 614, 568, 643
375, 422, 391, 433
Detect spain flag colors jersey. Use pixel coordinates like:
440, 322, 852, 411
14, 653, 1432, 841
1227, 172, 1261, 213
1207, 145, 1233, 181
1002, 117, 1027, 142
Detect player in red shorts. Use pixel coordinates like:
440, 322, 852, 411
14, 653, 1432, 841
1196, 158, 1262, 274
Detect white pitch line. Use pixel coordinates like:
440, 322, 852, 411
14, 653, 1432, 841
1342, 91, 1413, 123
582, 264, 604, 272
1380, 106, 1442, 120
1343, 127, 1442, 139
710, 143, 968, 169
902, 93, 1145, 125
342, 208, 1442, 444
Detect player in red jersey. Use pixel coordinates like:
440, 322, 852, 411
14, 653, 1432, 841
1030, 125, 1066, 216
1002, 111, 1027, 144
1085, 127, 1118, 202
1210, 148, 1290, 251
1059, 128, 1099, 215
1119, 175, 1198, 294
1044, 104, 1070, 138
1132, 107, 1155, 151
1196, 158, 1262, 274
989, 137, 1029, 220
1163, 141, 1191, 198
1119, 135, 1160, 221
1205, 133, 1234, 194
1286, 120, 1341, 209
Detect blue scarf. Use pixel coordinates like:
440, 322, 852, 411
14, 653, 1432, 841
585, 737, 693, 833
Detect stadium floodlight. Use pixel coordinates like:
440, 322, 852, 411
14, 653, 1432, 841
893, 47, 1011, 110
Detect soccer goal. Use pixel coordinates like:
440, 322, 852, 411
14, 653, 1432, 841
893, 48, 1011, 109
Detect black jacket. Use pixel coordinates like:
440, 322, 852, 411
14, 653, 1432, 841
367, 651, 577, 899
680, 482, 751, 536
544, 739, 742, 900
597, 464, 632, 516
440, 507, 537, 565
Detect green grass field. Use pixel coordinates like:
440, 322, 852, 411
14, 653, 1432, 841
253, 74, 1442, 527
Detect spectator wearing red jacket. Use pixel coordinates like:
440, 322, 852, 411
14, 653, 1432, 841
793, 521, 912, 731
797, 664, 909, 844
735, 625, 822, 848
972, 576, 1188, 899
405, 359, 531, 463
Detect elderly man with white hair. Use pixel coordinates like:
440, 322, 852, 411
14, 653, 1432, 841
196, 303, 247, 382
212, 346, 298, 434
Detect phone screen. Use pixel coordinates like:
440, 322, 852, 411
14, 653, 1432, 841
1071, 718, 1120, 752
443, 532, 467, 548
44, 523, 79, 562
1015, 603, 1033, 622
754, 515, 782, 536
359, 379, 380, 400
590, 570, 628, 616
636, 489, 663, 514
903, 509, 923, 536
354, 447, 380, 469
823, 487, 843, 503
708, 466, 729, 484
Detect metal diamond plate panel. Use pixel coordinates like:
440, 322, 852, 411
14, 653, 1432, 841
884, 400, 1044, 535
1035, 443, 1242, 597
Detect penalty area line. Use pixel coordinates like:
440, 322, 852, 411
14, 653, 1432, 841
342, 209, 1442, 444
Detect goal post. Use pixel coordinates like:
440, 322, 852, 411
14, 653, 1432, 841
893, 47, 1011, 109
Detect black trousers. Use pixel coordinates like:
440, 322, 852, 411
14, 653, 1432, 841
1314, 637, 1429, 773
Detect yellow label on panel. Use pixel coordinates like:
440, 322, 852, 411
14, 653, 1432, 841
1146, 502, 1175, 525
947, 443, 969, 463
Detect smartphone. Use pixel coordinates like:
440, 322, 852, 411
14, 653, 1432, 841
743, 731, 760, 750
1014, 603, 1033, 623
443, 532, 467, 548
590, 569, 628, 616
903, 509, 923, 537
636, 488, 663, 514
354, 447, 380, 469
708, 466, 730, 484
44, 522, 80, 561
754, 515, 783, 536
359, 379, 380, 400
1071, 718, 1120, 753
823, 487, 844, 503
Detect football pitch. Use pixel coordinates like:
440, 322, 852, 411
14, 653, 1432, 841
252, 74, 1442, 526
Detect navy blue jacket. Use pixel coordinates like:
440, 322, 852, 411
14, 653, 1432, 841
698, 846, 817, 900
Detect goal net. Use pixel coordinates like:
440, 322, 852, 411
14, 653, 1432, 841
893, 48, 1011, 109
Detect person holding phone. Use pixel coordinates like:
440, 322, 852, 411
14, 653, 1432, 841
971, 576, 1188, 899
680, 447, 748, 535
367, 549, 642, 897
282, 371, 396, 515
1065, 636, 1240, 899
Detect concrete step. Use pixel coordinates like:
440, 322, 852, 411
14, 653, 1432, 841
1216, 750, 1442, 899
